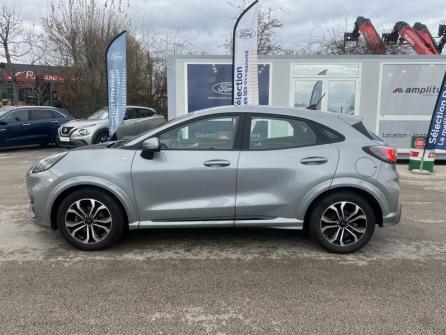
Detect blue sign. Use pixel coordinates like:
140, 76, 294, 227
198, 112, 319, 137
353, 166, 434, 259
106, 31, 127, 136
426, 72, 446, 150
187, 64, 269, 113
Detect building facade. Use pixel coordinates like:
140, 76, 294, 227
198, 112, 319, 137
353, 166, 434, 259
167, 55, 446, 154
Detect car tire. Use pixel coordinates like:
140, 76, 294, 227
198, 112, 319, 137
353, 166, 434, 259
93, 131, 110, 144
56, 188, 125, 251
309, 191, 376, 253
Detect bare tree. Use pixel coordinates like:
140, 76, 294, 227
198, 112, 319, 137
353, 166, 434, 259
42, 0, 127, 116
0, 0, 36, 104
42, 0, 190, 117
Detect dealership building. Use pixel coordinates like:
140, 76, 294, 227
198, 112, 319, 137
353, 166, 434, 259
167, 55, 446, 155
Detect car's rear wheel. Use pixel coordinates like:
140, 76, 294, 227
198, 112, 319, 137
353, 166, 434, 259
309, 192, 376, 253
57, 188, 125, 251
93, 131, 110, 144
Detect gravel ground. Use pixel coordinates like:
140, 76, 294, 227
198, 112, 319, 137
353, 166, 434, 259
0, 147, 446, 334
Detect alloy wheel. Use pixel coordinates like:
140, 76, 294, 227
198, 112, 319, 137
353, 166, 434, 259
98, 134, 109, 143
65, 198, 112, 244
320, 201, 367, 247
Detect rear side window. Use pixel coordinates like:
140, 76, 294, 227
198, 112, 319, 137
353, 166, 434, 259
249, 116, 318, 150
29, 109, 54, 120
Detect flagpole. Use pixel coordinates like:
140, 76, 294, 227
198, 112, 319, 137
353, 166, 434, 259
420, 72, 446, 172
232, 0, 259, 105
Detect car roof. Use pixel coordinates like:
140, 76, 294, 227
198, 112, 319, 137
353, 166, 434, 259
1, 105, 60, 110
125, 105, 361, 147
0, 106, 68, 117
190, 105, 361, 125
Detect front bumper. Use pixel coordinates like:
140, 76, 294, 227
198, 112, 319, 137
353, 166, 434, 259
26, 167, 59, 229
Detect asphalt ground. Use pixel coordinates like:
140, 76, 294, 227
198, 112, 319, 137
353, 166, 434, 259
1, 146, 446, 334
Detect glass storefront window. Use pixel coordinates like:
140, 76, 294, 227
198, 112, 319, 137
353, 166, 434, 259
327, 81, 356, 115
292, 64, 359, 77
293, 80, 322, 110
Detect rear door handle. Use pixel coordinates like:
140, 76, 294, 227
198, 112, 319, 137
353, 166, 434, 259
203, 159, 230, 167
300, 157, 328, 165
51, 120, 60, 124
21, 123, 31, 126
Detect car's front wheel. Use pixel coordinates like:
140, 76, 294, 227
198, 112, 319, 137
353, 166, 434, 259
57, 188, 125, 251
309, 191, 376, 253
93, 131, 110, 144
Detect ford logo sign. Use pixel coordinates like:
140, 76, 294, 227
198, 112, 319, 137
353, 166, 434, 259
212, 82, 232, 95
236, 28, 256, 39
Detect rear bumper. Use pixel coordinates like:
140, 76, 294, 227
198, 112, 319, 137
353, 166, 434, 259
381, 202, 401, 227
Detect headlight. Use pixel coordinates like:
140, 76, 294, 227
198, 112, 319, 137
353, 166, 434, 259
32, 152, 68, 173
78, 129, 89, 136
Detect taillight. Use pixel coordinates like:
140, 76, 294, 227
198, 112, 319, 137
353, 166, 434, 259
363, 146, 397, 164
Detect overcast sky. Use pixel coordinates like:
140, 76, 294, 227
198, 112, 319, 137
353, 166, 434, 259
16, 0, 446, 54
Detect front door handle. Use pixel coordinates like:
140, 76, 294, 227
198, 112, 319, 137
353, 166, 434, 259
300, 156, 328, 165
203, 159, 230, 167
21, 123, 31, 126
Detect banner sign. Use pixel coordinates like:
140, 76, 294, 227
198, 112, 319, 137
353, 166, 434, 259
106, 31, 127, 136
426, 72, 446, 150
232, 0, 259, 106
187, 64, 269, 113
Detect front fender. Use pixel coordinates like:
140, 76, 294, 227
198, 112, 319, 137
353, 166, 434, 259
45, 175, 139, 226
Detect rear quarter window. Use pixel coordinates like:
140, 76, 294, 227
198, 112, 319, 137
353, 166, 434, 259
352, 121, 373, 140
312, 122, 345, 144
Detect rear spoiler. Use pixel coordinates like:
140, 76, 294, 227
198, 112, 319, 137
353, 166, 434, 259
338, 113, 363, 126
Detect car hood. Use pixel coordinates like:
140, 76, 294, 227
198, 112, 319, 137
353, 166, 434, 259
62, 119, 108, 128
71, 142, 112, 151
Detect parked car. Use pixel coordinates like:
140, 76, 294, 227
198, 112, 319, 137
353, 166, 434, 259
58, 106, 165, 146
0, 106, 71, 148
27, 106, 401, 253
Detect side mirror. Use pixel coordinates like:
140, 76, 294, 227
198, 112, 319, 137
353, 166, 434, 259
141, 137, 160, 159
0, 120, 7, 126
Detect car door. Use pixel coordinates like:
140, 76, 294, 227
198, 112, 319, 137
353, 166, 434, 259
137, 108, 165, 133
28, 109, 59, 144
0, 109, 29, 146
235, 114, 340, 227
131, 113, 242, 226
116, 108, 139, 138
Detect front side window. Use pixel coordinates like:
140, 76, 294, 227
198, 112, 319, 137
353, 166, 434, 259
138, 109, 154, 118
249, 116, 318, 150
159, 116, 239, 150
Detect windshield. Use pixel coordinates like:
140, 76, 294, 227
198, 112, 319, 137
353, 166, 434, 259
88, 108, 108, 120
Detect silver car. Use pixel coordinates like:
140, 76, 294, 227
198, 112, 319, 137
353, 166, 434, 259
27, 106, 400, 253
58, 106, 165, 145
